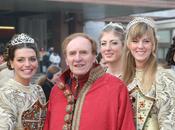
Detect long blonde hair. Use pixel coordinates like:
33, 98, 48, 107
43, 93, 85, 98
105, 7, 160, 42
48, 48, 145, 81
122, 21, 158, 92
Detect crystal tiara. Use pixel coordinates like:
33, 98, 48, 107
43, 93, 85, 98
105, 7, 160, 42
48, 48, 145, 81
10, 33, 35, 46
126, 17, 155, 31
103, 22, 124, 31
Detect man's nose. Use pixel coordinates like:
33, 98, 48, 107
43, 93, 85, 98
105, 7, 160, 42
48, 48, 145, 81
75, 53, 82, 61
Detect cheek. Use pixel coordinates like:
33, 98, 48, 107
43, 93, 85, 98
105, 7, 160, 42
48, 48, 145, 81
91, 56, 96, 64
34, 60, 39, 66
65, 57, 72, 66
114, 45, 123, 52
100, 47, 105, 54
35, 62, 39, 68
147, 45, 153, 53
127, 44, 132, 51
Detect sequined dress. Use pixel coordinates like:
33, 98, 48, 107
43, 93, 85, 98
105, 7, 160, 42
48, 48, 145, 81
0, 79, 47, 130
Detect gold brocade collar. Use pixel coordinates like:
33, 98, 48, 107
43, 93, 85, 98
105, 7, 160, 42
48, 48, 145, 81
57, 65, 105, 130
6, 78, 33, 93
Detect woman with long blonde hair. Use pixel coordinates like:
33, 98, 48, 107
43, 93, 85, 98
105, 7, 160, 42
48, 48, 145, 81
99, 22, 125, 78
123, 17, 175, 130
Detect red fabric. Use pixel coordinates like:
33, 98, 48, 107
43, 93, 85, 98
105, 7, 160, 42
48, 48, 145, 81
43, 72, 135, 130
69, 71, 89, 99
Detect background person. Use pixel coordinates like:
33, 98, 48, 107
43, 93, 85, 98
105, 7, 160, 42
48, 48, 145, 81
0, 48, 14, 87
39, 47, 47, 73
0, 33, 47, 130
49, 50, 61, 68
42, 52, 51, 73
43, 33, 135, 130
0, 63, 14, 88
37, 65, 62, 102
164, 36, 175, 71
0, 48, 4, 64
122, 17, 175, 130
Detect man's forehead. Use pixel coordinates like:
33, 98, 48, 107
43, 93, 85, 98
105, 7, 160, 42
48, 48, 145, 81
69, 36, 90, 44
67, 38, 91, 49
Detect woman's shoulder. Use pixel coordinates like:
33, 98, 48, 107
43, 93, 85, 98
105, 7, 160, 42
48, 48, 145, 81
32, 84, 46, 95
155, 66, 175, 95
156, 66, 175, 80
0, 79, 17, 92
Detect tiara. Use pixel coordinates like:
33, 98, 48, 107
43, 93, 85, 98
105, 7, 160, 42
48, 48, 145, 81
103, 22, 124, 31
10, 33, 35, 46
126, 17, 155, 31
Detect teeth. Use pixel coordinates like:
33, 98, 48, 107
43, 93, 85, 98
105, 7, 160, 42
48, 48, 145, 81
105, 54, 113, 57
75, 65, 83, 67
23, 70, 31, 73
137, 51, 144, 55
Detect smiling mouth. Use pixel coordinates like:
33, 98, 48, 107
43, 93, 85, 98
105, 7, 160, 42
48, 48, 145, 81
105, 53, 113, 57
136, 51, 145, 55
23, 69, 33, 73
75, 64, 84, 67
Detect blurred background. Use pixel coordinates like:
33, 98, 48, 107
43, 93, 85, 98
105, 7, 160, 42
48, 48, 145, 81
0, 0, 175, 65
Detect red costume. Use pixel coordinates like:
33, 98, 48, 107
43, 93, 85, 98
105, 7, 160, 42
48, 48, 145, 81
44, 65, 135, 130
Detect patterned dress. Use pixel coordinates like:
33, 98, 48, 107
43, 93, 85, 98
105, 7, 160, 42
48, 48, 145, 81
128, 67, 175, 130
0, 79, 47, 130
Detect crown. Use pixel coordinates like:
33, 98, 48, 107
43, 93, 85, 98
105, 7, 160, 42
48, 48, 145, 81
103, 22, 124, 31
10, 33, 35, 46
126, 17, 155, 32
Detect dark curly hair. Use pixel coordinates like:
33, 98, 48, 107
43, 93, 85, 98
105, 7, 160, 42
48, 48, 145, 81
4, 33, 39, 70
165, 36, 175, 66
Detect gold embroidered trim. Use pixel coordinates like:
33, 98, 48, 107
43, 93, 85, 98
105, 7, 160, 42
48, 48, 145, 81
129, 85, 155, 101
72, 65, 105, 130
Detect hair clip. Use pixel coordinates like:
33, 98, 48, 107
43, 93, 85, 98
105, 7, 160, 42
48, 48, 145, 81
10, 33, 35, 46
126, 17, 155, 31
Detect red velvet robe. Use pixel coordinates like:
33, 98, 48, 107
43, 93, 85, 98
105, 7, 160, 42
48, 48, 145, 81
44, 66, 135, 130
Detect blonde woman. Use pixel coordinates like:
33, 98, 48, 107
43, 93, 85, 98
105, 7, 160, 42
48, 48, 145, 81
123, 17, 175, 130
99, 22, 125, 78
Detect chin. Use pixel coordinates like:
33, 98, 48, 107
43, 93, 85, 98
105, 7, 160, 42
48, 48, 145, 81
22, 74, 34, 79
74, 72, 87, 77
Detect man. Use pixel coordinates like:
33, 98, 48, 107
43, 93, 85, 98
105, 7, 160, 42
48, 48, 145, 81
43, 33, 135, 130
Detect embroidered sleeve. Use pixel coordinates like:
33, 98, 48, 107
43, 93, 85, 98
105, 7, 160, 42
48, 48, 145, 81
0, 106, 16, 130
156, 69, 175, 130
0, 89, 19, 129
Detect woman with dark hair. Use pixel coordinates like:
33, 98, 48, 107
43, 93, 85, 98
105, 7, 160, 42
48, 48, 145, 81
165, 36, 175, 71
0, 33, 47, 130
